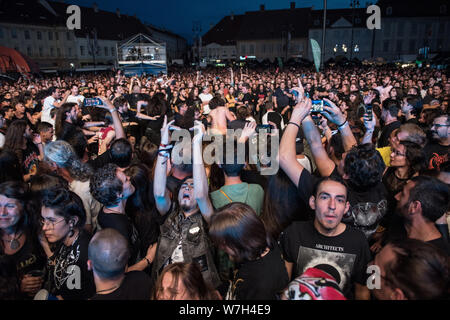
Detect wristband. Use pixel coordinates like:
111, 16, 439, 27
288, 122, 301, 130
108, 108, 117, 113
337, 120, 348, 129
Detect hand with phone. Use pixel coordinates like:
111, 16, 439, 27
321, 98, 346, 126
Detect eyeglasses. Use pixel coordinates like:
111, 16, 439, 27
40, 217, 66, 228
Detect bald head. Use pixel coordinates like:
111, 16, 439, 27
88, 228, 130, 280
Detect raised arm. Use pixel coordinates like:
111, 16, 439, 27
153, 116, 173, 215
361, 112, 377, 145
136, 100, 160, 121
96, 97, 126, 140
192, 121, 214, 224
53, 90, 70, 108
322, 98, 357, 152
279, 94, 311, 185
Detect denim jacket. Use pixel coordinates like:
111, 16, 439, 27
152, 203, 221, 288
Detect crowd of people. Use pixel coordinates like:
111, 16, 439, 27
0, 63, 449, 300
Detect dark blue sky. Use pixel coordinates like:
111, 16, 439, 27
68, 0, 358, 43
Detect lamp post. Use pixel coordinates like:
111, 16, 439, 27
349, 0, 359, 60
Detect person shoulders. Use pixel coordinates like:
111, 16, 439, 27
91, 271, 152, 300
428, 237, 450, 256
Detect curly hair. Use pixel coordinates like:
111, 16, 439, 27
344, 143, 385, 190
44, 140, 93, 182
89, 163, 122, 207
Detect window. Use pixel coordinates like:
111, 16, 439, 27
27, 47, 32, 56
66, 32, 71, 40
49, 32, 53, 40
11, 29, 17, 39
24, 30, 30, 40
39, 47, 43, 57
104, 47, 108, 56
55, 32, 59, 41
111, 47, 115, 56
241, 44, 246, 54
409, 40, 415, 52
386, 7, 392, 15
396, 40, 403, 52
68, 47, 72, 57
383, 40, 389, 52
37, 31, 42, 40
249, 44, 254, 54
50, 47, 54, 56
57, 48, 61, 57
80, 46, 85, 56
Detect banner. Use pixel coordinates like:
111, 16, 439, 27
310, 38, 321, 73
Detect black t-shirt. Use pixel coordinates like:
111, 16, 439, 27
378, 121, 401, 148
47, 230, 95, 300
428, 237, 450, 256
22, 139, 40, 176
90, 271, 152, 300
125, 93, 150, 111
423, 142, 449, 171
87, 149, 112, 170
0, 231, 47, 300
280, 220, 371, 299
274, 88, 290, 110
227, 119, 248, 131
97, 209, 141, 264
226, 244, 289, 300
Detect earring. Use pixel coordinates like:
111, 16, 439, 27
68, 224, 74, 237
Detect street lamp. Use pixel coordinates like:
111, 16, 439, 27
349, 0, 359, 60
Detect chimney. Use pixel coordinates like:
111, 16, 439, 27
116, 8, 120, 18
260, 4, 265, 11
93, 2, 98, 13
290, 2, 295, 9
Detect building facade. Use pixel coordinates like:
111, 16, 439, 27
0, 0, 186, 71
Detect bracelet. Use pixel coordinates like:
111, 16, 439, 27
288, 122, 301, 130
144, 257, 151, 266
158, 151, 170, 158
337, 120, 348, 129
108, 108, 117, 113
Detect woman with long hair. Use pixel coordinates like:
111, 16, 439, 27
39, 187, 95, 300
153, 262, 221, 300
382, 140, 426, 207
260, 170, 311, 243
4, 120, 43, 182
125, 164, 160, 264
0, 181, 46, 299
209, 202, 289, 300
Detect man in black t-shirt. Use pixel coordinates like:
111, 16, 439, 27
391, 176, 450, 256
423, 114, 449, 171
280, 176, 372, 300
90, 163, 155, 272
88, 229, 153, 300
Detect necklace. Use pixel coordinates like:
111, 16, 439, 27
2, 232, 23, 250
96, 284, 119, 294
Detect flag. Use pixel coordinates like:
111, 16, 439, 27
310, 39, 321, 73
